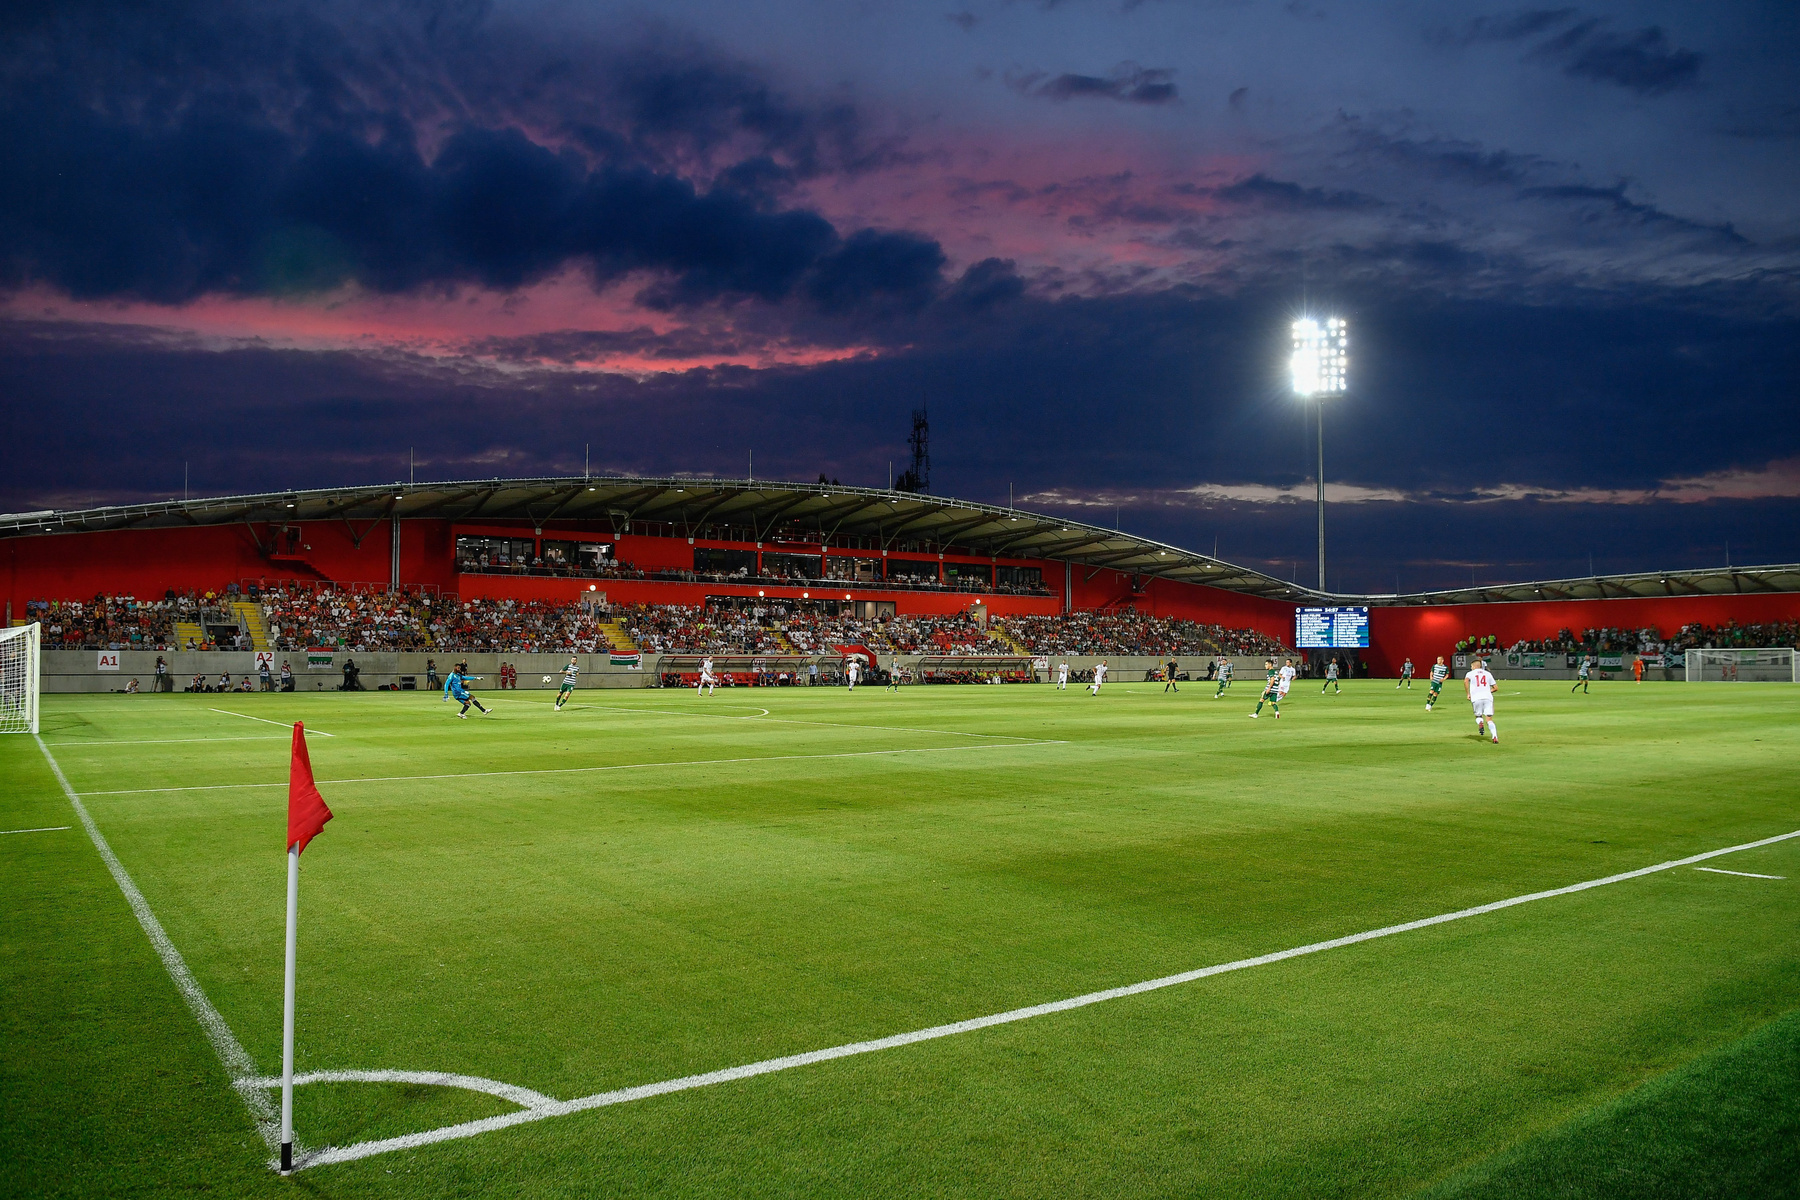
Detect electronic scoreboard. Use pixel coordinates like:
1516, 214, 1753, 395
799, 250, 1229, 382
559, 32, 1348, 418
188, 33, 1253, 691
1295, 606, 1370, 649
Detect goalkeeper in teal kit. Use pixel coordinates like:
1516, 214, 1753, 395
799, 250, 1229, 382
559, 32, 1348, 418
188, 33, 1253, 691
446, 668, 490, 718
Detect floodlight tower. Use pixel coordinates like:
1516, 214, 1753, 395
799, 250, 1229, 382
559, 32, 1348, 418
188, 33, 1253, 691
1291, 316, 1347, 592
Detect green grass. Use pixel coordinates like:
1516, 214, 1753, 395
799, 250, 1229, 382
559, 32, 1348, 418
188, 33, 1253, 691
2, 678, 1797, 1198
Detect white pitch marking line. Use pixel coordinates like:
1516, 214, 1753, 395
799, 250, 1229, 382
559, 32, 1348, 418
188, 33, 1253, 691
0, 825, 72, 835
32, 737, 281, 1150
41, 736, 290, 748
76, 740, 1072, 796
1695, 866, 1786, 880
292, 826, 1800, 1173
578, 701, 1041, 743
240, 1069, 558, 1112
208, 708, 334, 736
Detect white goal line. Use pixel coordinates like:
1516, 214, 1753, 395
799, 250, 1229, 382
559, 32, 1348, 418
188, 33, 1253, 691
73, 739, 1072, 796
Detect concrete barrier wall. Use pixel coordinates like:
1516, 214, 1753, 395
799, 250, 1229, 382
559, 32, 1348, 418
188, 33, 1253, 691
42, 649, 654, 693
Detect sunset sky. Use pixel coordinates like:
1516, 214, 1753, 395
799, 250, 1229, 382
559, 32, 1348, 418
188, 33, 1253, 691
3, 0, 1796, 591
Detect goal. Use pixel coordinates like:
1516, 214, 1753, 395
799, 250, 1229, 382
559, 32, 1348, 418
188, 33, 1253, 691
1684, 647, 1797, 683
0, 622, 40, 734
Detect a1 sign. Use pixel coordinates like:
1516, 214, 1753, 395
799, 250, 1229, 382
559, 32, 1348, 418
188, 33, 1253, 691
255, 651, 276, 672
97, 651, 121, 671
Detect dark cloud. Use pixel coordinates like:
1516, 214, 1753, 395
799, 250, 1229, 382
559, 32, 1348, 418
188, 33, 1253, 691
1339, 125, 1545, 187
1427, 9, 1578, 46
1537, 21, 1702, 95
0, 0, 943, 310
1519, 183, 1746, 243
1008, 63, 1178, 105
1209, 175, 1381, 212
1430, 9, 1702, 95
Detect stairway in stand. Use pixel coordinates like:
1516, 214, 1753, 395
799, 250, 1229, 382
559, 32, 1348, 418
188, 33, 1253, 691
173, 619, 206, 648
228, 600, 271, 650
598, 618, 639, 656
989, 622, 1030, 655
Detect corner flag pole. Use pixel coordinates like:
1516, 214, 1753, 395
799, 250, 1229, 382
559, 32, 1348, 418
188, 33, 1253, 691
280, 721, 333, 1175
281, 843, 299, 1172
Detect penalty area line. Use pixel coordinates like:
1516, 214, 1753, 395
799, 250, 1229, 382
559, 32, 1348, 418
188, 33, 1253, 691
0, 825, 72, 835
32, 736, 280, 1150
293, 825, 1800, 1172
208, 708, 334, 736
1695, 866, 1786, 880
78, 739, 1072, 796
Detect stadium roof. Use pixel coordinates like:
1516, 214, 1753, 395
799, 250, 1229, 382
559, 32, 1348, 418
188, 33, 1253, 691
3, 476, 1797, 607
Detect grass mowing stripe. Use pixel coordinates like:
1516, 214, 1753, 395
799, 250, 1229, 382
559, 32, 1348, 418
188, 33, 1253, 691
1420, 1008, 1800, 1199
572, 700, 1057, 741
292, 825, 1800, 1173
31, 735, 280, 1151
74, 739, 1073, 796
208, 708, 335, 736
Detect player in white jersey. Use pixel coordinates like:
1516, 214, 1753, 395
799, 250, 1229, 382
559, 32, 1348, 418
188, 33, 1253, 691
1056, 661, 1069, 690
697, 656, 717, 696
1087, 660, 1107, 695
1277, 658, 1296, 699
1465, 659, 1499, 743
846, 659, 860, 691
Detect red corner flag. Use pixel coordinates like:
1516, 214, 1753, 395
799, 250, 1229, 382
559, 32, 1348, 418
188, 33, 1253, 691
287, 721, 332, 854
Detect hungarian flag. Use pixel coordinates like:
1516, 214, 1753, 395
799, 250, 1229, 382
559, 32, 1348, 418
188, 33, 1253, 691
287, 722, 333, 854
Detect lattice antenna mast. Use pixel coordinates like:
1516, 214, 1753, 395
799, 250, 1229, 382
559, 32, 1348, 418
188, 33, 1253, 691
908, 406, 930, 494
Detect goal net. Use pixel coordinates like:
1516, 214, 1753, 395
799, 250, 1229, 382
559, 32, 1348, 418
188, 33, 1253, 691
1684, 647, 1797, 683
0, 622, 40, 734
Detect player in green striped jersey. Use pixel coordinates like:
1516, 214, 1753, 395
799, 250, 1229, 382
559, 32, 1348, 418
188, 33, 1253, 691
1425, 656, 1450, 711
1250, 660, 1281, 718
554, 656, 578, 710
1398, 658, 1415, 688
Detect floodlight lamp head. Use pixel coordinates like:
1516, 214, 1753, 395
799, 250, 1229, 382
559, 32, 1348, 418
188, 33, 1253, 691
1290, 316, 1348, 398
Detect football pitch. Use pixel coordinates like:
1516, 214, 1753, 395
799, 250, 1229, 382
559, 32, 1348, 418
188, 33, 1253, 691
3, 679, 1797, 1198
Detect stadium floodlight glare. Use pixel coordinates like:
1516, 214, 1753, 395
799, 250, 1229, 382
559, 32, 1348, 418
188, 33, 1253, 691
1290, 316, 1348, 592
1290, 317, 1348, 397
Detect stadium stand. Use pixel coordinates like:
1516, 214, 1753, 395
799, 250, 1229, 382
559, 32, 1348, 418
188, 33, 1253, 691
1000, 612, 1289, 657
1504, 621, 1800, 657
238, 589, 1294, 656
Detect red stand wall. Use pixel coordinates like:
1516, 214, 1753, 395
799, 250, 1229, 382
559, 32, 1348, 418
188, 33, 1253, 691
6, 523, 1798, 670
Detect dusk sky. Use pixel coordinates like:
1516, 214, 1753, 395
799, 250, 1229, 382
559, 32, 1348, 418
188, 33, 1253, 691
3, 0, 1796, 592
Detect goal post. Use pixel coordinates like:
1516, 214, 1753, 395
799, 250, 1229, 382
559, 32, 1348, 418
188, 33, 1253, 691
1684, 647, 1797, 683
0, 622, 40, 734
